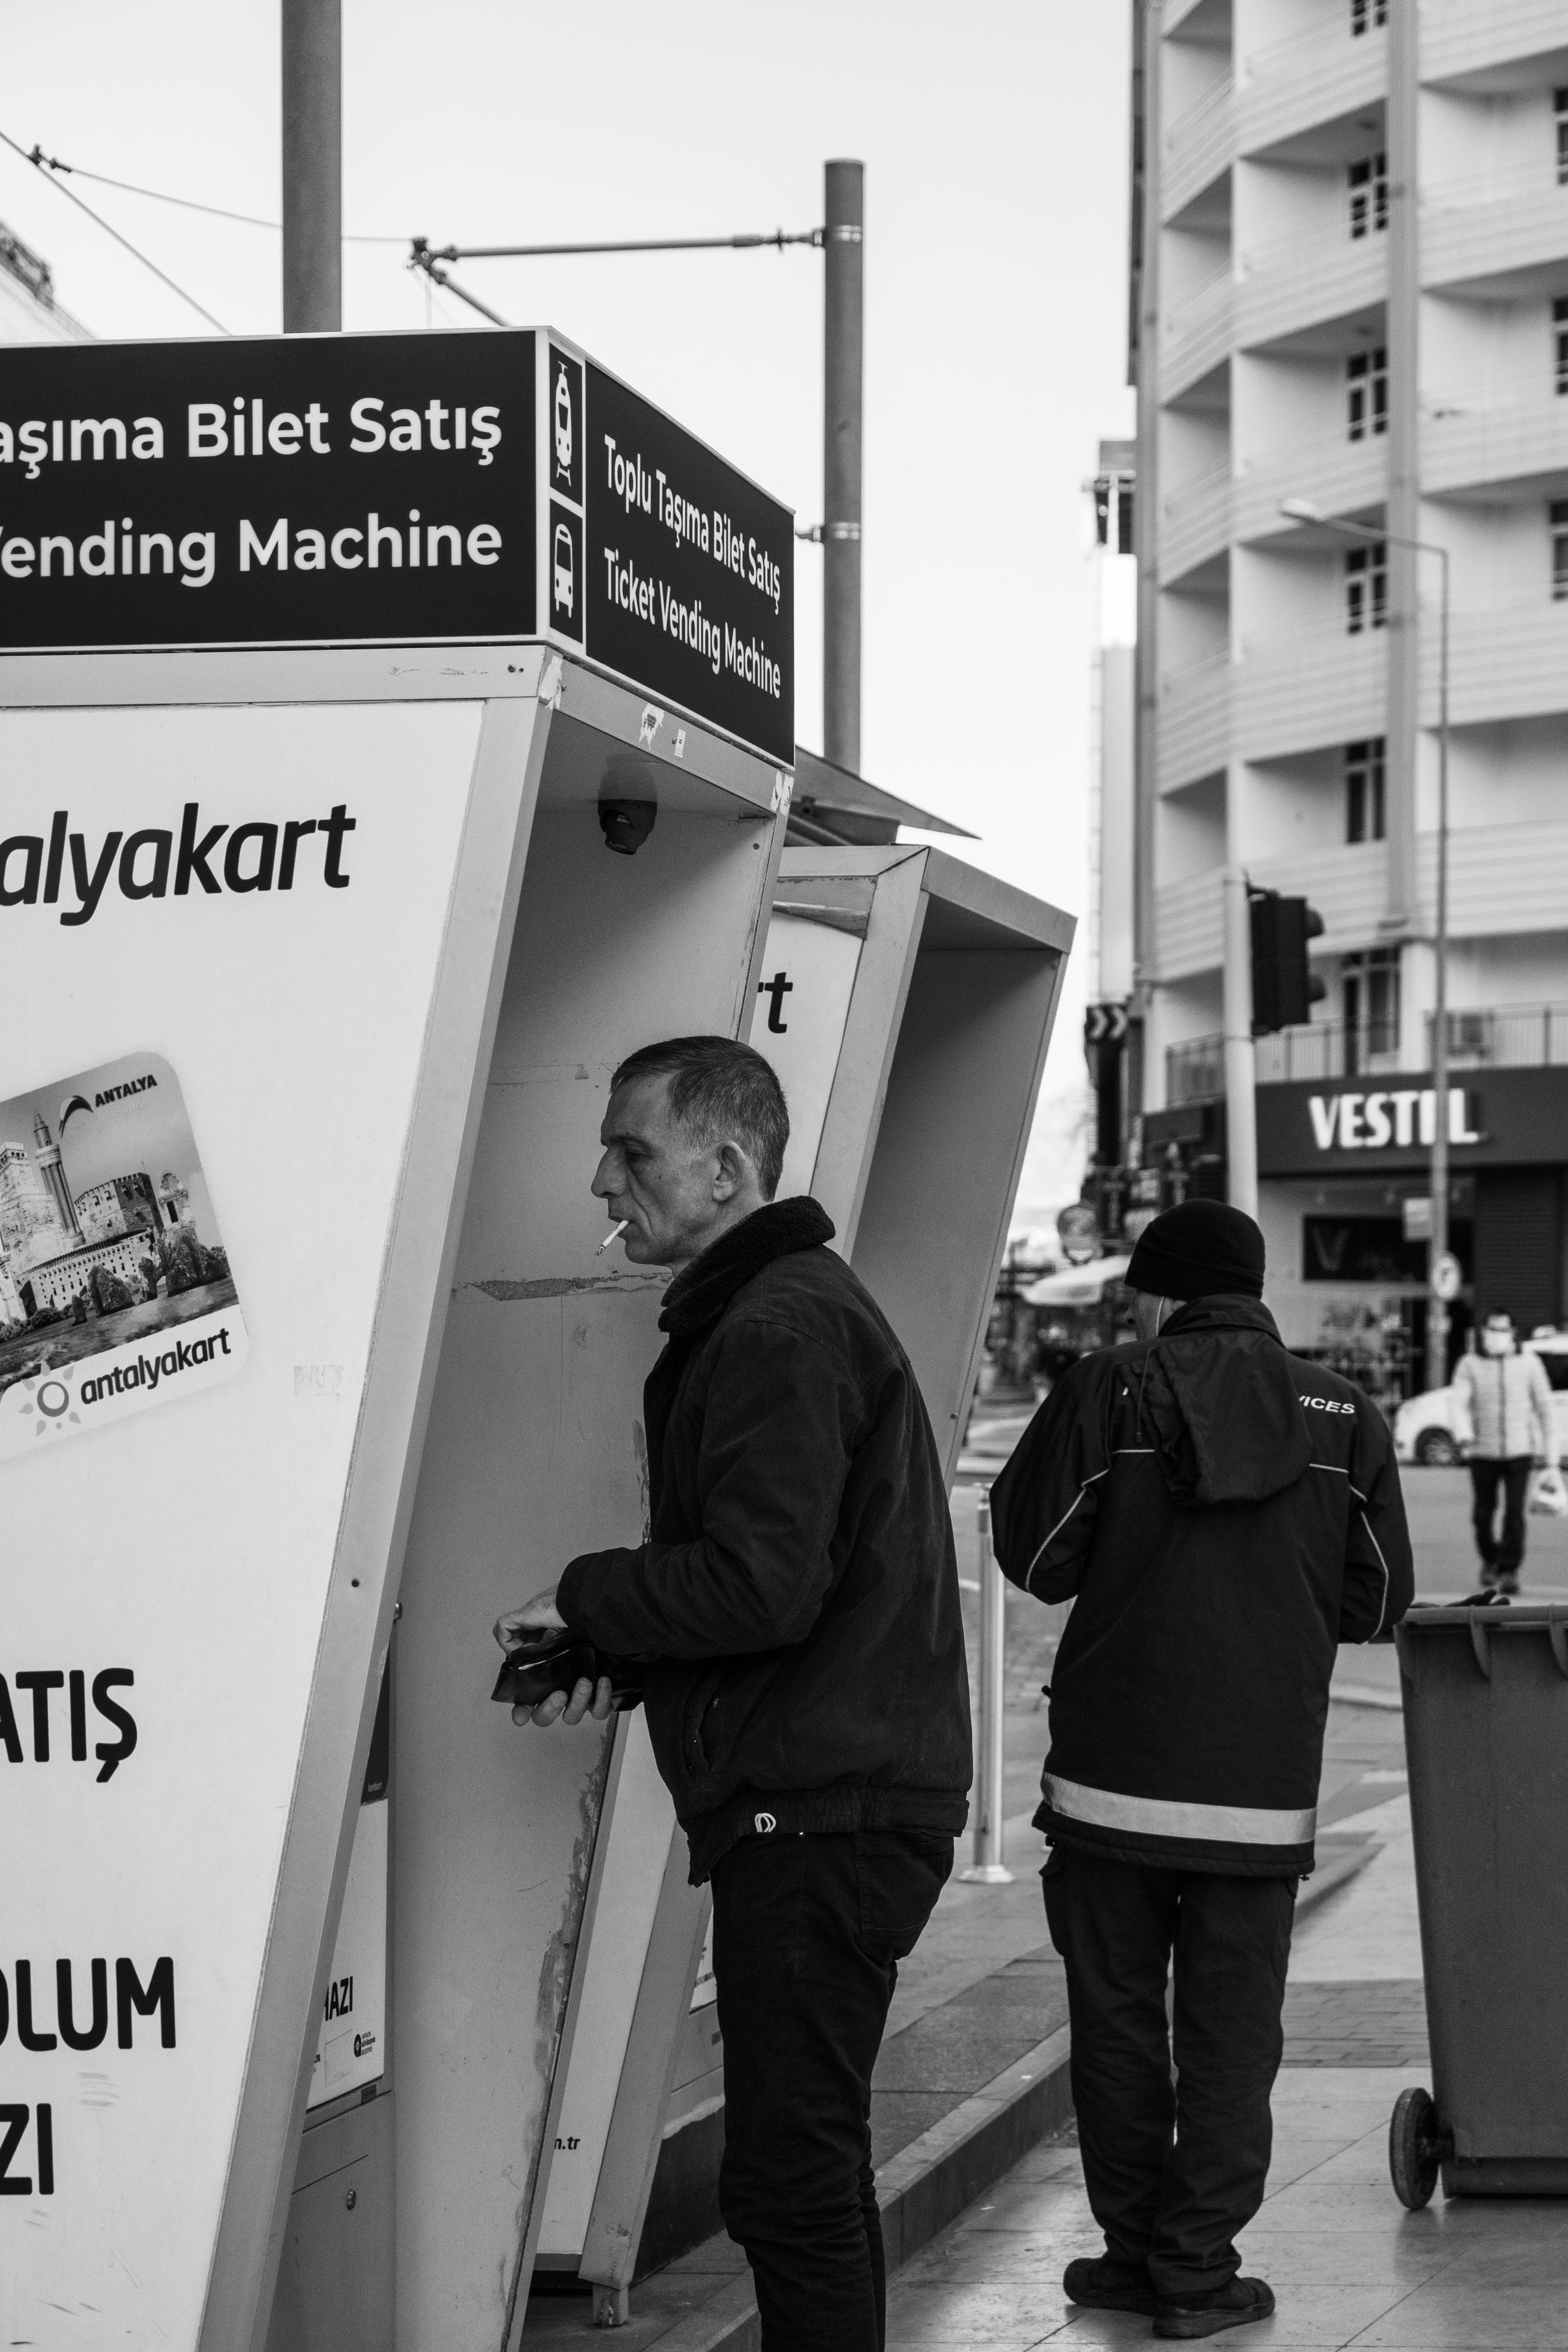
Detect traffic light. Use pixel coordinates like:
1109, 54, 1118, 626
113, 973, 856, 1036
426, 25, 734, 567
1249, 889, 1326, 1035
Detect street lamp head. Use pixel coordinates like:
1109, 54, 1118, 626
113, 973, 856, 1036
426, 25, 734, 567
1279, 497, 1325, 524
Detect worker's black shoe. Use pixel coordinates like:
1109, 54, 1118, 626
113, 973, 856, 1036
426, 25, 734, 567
1062, 2255, 1157, 2316
1154, 2276, 1276, 2338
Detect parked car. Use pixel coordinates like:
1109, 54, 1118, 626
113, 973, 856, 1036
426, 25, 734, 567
1392, 1331, 1568, 1466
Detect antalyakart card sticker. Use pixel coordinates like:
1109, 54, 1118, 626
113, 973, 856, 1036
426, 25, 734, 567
0, 1050, 245, 1455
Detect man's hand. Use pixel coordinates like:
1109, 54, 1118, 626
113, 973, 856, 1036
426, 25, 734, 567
494, 1587, 567, 1650
493, 1587, 614, 1731
516, 1675, 615, 1730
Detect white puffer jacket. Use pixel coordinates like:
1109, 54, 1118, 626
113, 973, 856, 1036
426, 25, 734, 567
1451, 1347, 1555, 1462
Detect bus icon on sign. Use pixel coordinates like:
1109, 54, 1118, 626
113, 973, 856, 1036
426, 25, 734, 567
554, 363, 573, 479
554, 521, 574, 617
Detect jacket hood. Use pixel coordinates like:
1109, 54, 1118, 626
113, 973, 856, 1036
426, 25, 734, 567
658, 1195, 836, 1336
1137, 1295, 1312, 1508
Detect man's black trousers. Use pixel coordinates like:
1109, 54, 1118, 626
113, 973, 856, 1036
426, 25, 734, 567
710, 1828, 952, 2352
1043, 1844, 1296, 2298
1470, 1455, 1532, 1575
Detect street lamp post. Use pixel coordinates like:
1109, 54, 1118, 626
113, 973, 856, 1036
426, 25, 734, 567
1280, 499, 1451, 1394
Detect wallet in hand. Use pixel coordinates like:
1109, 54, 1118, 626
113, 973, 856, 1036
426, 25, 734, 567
491, 1635, 642, 1711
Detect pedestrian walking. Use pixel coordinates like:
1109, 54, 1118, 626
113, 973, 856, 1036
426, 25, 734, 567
493, 1035, 971, 2352
1452, 1312, 1555, 1595
991, 1200, 1413, 2339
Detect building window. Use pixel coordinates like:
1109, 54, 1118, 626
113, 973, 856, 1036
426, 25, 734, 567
1093, 470, 1135, 554
1557, 298, 1568, 396
1347, 347, 1388, 441
1343, 949, 1400, 1071
1346, 738, 1387, 842
1346, 542, 1387, 634
1557, 88, 1568, 187
1351, 0, 1388, 30
1348, 153, 1388, 240
1553, 501, 1568, 600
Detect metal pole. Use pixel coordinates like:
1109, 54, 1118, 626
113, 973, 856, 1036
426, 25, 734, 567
1427, 550, 1451, 1394
281, 0, 341, 332
823, 160, 863, 772
1222, 866, 1259, 1217
960, 1490, 1014, 1885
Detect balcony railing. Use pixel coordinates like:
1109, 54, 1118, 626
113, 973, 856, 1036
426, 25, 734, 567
1234, 620, 1387, 765
1422, 396, 1568, 498
1236, 228, 1386, 353
1157, 650, 1232, 792
1163, 265, 1234, 399
1160, 458, 1232, 583
1233, 430, 1387, 546
1167, 1035, 1226, 1107
1167, 1003, 1568, 1107
1163, 76, 1235, 222
1422, 0, 1568, 90
1446, 600, 1568, 728
1153, 867, 1225, 982
1236, 15, 1385, 163
1427, 1003, 1568, 1069
1423, 164, 1568, 294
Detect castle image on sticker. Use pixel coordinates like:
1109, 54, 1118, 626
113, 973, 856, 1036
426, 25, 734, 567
0, 1050, 246, 1446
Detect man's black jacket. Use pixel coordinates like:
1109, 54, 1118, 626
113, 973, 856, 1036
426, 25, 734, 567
557, 1197, 972, 1883
989, 1296, 1414, 1877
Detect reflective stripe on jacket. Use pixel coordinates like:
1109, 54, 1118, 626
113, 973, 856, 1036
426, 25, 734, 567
990, 1296, 1415, 1878
1451, 1348, 1554, 1461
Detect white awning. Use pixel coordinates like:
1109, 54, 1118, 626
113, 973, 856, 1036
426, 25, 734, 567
1021, 1254, 1132, 1307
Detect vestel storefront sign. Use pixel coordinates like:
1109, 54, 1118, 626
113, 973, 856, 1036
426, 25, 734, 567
0, 328, 793, 763
1257, 1066, 1568, 1176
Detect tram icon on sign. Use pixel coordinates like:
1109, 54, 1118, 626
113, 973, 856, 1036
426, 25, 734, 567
554, 363, 573, 479
553, 522, 574, 617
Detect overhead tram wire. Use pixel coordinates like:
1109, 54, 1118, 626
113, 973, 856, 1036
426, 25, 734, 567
27, 148, 408, 243
406, 227, 825, 328
0, 127, 229, 332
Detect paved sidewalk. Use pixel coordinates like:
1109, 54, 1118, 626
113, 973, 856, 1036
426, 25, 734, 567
880, 1624, 1568, 2351
529, 1451, 1568, 2341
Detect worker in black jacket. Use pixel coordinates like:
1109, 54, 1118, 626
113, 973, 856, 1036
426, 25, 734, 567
495, 1035, 970, 2352
991, 1200, 1412, 2343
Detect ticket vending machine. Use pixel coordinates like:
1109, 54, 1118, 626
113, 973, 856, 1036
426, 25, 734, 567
1, 325, 793, 2352
532, 842, 1073, 2318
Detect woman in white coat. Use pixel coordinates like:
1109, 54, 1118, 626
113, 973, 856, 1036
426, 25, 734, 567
1452, 1312, 1555, 1594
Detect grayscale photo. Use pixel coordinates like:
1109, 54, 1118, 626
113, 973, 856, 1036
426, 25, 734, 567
7, 3, 1568, 2347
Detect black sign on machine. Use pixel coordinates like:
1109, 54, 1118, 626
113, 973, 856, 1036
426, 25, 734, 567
583, 360, 793, 764
0, 326, 794, 765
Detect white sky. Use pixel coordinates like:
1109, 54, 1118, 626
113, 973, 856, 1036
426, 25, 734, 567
0, 0, 1136, 1231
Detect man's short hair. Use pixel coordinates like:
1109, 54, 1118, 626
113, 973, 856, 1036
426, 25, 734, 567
611, 1035, 789, 1199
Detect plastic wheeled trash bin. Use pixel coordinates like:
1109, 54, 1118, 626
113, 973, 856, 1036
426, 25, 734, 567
1389, 1603, 1568, 2208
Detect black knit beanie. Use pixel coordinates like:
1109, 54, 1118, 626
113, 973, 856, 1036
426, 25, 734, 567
1125, 1199, 1265, 1303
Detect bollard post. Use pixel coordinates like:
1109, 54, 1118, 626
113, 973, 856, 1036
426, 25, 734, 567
960, 1488, 1014, 1884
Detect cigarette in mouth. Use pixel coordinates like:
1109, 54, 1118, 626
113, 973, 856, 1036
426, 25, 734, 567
597, 1219, 630, 1254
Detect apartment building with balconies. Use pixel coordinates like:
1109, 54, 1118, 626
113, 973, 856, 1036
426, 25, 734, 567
1130, 0, 1568, 1392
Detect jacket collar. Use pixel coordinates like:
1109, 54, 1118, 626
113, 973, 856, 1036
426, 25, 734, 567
1160, 1294, 1282, 1343
659, 1196, 836, 1337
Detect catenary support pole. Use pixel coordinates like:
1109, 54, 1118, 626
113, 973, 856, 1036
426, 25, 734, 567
1383, 0, 1420, 937
823, 160, 863, 771
1427, 548, 1451, 1395
281, 0, 341, 332
1222, 866, 1258, 1219
960, 1490, 1013, 1886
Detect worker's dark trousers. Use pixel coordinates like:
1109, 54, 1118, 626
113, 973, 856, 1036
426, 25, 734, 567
711, 1828, 953, 2352
1043, 1844, 1296, 2298
1470, 1456, 1532, 1575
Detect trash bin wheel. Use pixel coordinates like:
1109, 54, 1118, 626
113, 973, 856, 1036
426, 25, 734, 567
1389, 2086, 1442, 2209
